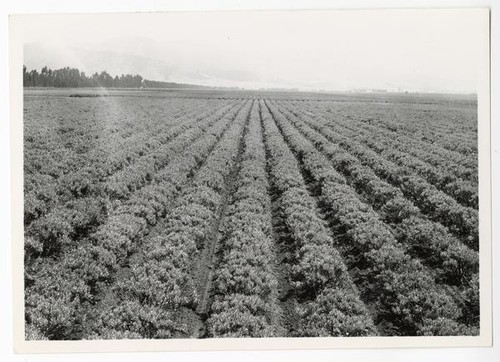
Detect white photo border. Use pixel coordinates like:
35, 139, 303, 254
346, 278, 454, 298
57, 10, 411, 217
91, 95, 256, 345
9, 7, 492, 354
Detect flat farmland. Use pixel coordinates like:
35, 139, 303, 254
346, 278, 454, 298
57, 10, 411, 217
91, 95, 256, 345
23, 88, 479, 339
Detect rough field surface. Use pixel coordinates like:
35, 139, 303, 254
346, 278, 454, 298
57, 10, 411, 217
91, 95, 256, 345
23, 89, 479, 339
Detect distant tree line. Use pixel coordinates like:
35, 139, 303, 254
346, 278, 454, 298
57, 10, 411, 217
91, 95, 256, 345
23, 66, 143, 88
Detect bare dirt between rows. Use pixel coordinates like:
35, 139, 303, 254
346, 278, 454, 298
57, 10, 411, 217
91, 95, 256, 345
80, 102, 248, 339
258, 101, 300, 336
182, 101, 253, 338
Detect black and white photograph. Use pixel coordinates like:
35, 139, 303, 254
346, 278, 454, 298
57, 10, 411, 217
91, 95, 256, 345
8, 6, 492, 353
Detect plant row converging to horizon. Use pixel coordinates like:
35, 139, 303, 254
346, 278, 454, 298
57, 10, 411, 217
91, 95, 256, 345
24, 91, 479, 339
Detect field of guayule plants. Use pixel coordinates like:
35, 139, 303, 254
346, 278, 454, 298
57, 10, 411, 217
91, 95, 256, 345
24, 89, 479, 339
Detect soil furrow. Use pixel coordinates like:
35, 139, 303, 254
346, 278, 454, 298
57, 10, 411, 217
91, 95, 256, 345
263, 100, 379, 330
258, 100, 299, 336
189, 100, 253, 338
80, 101, 249, 338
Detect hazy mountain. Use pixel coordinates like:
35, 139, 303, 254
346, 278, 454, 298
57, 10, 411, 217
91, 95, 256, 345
24, 41, 271, 89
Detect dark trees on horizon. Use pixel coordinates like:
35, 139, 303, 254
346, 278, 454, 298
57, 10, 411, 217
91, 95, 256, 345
23, 65, 144, 88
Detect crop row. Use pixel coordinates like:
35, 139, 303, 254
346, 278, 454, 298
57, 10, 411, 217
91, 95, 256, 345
356, 107, 478, 156
96, 98, 229, 182
25, 101, 248, 340
330, 126, 478, 208
289, 106, 479, 250
265, 100, 476, 336
272, 101, 479, 287
272, 101, 480, 326
86, 100, 252, 339
292, 102, 478, 209
206, 102, 283, 337
334, 99, 477, 157
25, 100, 240, 260
24, 96, 214, 179
310, 100, 478, 170
24, 100, 108, 223
260, 100, 377, 337
24, 97, 225, 225
104, 100, 239, 200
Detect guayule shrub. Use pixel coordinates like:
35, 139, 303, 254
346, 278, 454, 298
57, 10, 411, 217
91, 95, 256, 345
296, 287, 377, 337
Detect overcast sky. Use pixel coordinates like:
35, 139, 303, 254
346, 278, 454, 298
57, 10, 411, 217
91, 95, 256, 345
21, 9, 488, 93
